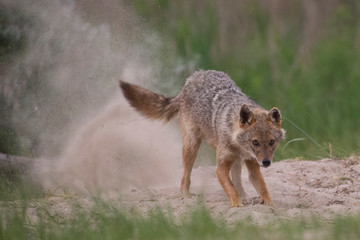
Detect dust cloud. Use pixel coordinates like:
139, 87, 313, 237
0, 0, 206, 196
38, 95, 184, 196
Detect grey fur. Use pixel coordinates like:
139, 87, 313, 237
178, 70, 261, 147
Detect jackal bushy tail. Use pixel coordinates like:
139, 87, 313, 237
119, 81, 180, 122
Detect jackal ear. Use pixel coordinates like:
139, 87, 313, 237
268, 107, 282, 127
240, 104, 254, 126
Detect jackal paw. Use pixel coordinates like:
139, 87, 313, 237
230, 198, 242, 207
180, 192, 197, 199
261, 199, 275, 207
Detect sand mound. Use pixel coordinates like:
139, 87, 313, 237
117, 156, 360, 224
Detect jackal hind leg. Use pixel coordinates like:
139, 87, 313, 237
245, 160, 274, 206
216, 154, 242, 207
179, 121, 201, 195
230, 160, 247, 199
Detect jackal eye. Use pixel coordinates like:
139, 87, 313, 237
269, 139, 275, 146
252, 140, 260, 146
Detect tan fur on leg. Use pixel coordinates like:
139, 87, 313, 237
245, 160, 274, 206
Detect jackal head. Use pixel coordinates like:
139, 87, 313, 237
236, 104, 286, 167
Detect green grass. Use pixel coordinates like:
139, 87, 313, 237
0, 172, 43, 202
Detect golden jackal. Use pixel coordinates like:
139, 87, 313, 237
120, 70, 285, 207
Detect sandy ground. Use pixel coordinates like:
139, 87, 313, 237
111, 155, 360, 224
7, 156, 360, 227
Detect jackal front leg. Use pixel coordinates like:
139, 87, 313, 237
245, 160, 274, 206
230, 160, 247, 199
216, 153, 242, 207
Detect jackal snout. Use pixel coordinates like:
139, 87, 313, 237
262, 158, 271, 167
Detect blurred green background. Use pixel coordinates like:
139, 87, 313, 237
127, 0, 360, 159
1, 0, 360, 160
